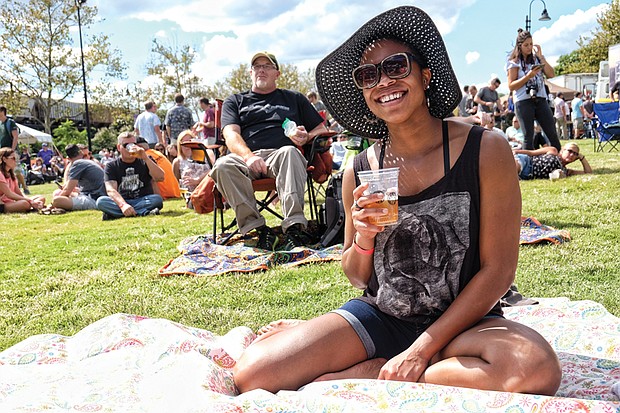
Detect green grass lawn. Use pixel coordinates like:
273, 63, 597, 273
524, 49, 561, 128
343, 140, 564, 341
1, 141, 619, 351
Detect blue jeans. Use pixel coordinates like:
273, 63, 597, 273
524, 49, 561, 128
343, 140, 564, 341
515, 154, 533, 180
96, 194, 163, 217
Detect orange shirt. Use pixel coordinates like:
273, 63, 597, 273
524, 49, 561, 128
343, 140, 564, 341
146, 149, 181, 199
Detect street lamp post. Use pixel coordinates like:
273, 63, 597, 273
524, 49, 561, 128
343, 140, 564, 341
75, 0, 92, 152
525, 0, 551, 32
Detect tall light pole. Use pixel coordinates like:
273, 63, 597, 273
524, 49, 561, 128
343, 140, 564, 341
75, 0, 92, 152
525, 0, 551, 33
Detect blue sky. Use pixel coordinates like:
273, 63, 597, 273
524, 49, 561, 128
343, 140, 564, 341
83, 0, 608, 99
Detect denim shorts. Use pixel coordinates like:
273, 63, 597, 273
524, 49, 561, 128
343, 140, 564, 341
515, 154, 533, 180
333, 299, 504, 360
332, 299, 435, 360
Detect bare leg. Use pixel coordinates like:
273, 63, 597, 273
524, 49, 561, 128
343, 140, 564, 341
421, 318, 561, 395
254, 319, 305, 343
314, 358, 387, 382
5, 200, 32, 213
234, 312, 367, 393
51, 196, 73, 211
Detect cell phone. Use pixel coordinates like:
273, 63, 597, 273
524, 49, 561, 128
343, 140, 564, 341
531, 63, 545, 71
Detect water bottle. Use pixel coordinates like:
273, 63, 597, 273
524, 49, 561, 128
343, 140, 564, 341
282, 118, 297, 137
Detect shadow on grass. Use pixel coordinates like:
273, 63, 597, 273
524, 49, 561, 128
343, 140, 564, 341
540, 220, 592, 230
160, 210, 193, 217
592, 167, 620, 175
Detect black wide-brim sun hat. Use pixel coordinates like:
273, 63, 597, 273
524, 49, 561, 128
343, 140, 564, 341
316, 6, 462, 139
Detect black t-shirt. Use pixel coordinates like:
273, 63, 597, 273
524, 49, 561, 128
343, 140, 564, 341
104, 158, 153, 200
221, 89, 324, 152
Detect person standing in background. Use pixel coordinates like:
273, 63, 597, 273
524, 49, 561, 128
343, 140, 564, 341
457, 85, 469, 117
506, 29, 560, 150
164, 93, 194, 145
193, 97, 216, 144
553, 92, 568, 140
134, 100, 163, 148
571, 92, 584, 139
465, 85, 478, 116
0, 106, 18, 150
475, 77, 503, 114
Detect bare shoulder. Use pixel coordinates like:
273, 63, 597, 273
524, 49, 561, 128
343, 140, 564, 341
479, 128, 514, 163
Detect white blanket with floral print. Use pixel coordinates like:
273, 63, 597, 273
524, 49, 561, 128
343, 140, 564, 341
0, 298, 619, 412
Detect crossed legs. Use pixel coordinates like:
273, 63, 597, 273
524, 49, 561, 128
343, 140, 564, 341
234, 314, 561, 396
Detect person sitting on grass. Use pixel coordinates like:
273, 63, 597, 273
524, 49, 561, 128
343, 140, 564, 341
0, 148, 45, 212
172, 130, 211, 193
231, 6, 561, 396
136, 136, 181, 200
95, 131, 164, 220
50, 144, 105, 212
513, 141, 592, 180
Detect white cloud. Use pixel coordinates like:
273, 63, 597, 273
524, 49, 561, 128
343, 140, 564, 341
535, 4, 608, 64
465, 51, 480, 65
87, 0, 609, 93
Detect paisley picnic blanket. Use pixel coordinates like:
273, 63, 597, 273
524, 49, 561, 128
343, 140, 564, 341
520, 216, 571, 245
159, 234, 343, 277
1, 298, 619, 412
160, 216, 566, 277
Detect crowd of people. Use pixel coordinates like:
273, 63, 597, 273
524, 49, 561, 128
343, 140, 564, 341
452, 28, 594, 181
0, 24, 597, 223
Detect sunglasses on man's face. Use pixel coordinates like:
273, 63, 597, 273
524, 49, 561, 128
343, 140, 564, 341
352, 52, 416, 89
122, 142, 137, 149
566, 149, 579, 156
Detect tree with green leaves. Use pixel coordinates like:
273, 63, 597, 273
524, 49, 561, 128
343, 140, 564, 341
0, 0, 125, 134
146, 38, 208, 115
52, 120, 87, 153
555, 0, 620, 75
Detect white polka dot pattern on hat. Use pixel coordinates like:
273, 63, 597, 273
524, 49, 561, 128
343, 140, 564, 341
316, 6, 462, 139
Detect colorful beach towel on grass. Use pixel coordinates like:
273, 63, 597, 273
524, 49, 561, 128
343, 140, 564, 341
520, 216, 571, 245
159, 234, 343, 277
160, 216, 567, 277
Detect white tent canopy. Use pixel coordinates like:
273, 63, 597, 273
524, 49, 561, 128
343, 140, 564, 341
16, 123, 53, 145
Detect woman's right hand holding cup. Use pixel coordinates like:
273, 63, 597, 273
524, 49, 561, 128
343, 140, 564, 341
351, 182, 386, 241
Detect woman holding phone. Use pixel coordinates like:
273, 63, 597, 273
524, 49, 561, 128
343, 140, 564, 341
506, 29, 560, 150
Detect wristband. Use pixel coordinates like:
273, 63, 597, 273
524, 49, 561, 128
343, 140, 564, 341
353, 234, 374, 255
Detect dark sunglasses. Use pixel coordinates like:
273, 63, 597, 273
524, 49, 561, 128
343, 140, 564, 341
122, 142, 137, 148
566, 149, 579, 156
352, 52, 416, 89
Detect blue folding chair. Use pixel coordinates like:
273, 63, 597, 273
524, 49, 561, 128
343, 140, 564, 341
592, 102, 620, 152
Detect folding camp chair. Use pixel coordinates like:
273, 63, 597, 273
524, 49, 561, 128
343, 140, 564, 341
302, 131, 337, 222
592, 102, 620, 152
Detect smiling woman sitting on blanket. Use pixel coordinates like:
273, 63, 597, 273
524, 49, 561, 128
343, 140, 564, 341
232, 6, 562, 395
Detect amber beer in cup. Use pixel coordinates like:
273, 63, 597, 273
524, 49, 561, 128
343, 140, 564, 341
126, 143, 140, 157
357, 167, 399, 225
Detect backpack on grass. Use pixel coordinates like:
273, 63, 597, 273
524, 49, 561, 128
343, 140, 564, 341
319, 171, 345, 247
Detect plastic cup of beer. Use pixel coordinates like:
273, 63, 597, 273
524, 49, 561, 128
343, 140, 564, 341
126, 143, 140, 157
357, 167, 399, 225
